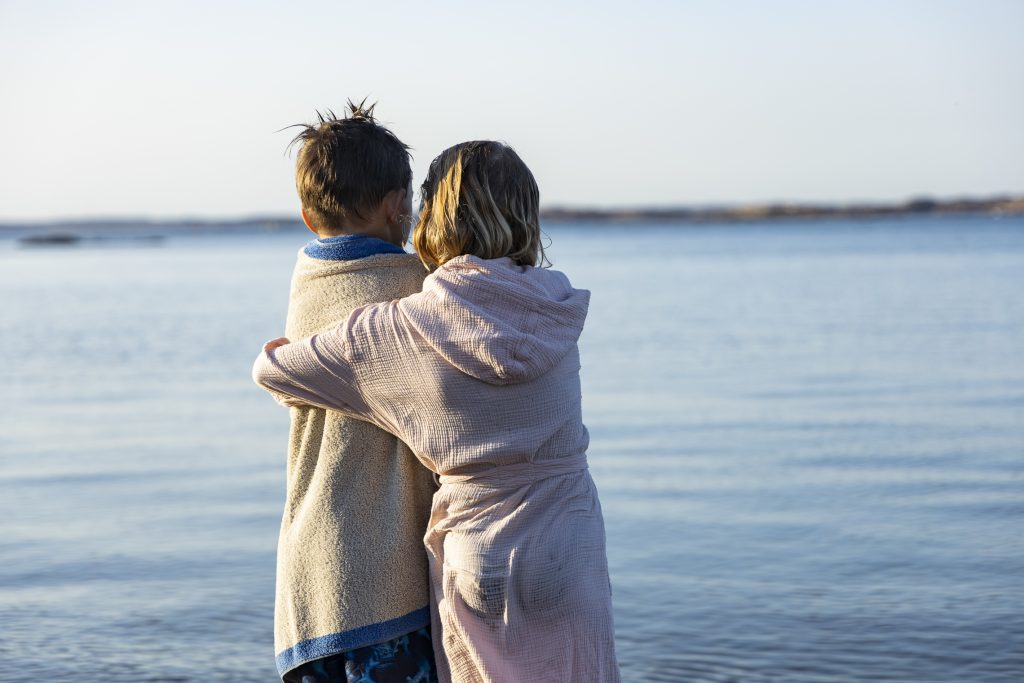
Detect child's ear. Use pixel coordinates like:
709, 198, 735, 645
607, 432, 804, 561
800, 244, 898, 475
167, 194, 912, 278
383, 188, 406, 225
300, 207, 319, 235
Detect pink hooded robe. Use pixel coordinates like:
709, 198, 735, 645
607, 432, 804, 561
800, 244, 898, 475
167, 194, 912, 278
253, 255, 620, 683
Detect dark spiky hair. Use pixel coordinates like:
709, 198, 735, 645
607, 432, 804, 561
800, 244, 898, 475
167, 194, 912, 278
288, 99, 411, 230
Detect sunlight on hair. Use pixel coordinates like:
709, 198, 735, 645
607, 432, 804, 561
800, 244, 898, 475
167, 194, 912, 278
414, 141, 547, 270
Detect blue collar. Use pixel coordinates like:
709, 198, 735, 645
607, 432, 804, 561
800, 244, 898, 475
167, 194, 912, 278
303, 234, 407, 261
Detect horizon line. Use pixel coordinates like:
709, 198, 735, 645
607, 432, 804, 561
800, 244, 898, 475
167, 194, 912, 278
2, 191, 1023, 226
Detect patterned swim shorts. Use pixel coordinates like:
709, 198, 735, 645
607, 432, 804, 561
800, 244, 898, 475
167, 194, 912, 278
282, 626, 438, 683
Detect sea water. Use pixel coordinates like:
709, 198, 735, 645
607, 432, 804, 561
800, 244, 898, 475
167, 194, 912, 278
1, 216, 1022, 682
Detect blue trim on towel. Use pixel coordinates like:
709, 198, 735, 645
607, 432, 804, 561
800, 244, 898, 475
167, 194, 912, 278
276, 606, 432, 675
304, 234, 406, 261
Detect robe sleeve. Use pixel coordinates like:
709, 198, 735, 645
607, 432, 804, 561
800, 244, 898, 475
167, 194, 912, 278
252, 329, 372, 419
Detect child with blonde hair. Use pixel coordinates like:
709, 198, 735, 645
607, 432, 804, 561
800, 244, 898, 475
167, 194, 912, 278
256, 140, 620, 682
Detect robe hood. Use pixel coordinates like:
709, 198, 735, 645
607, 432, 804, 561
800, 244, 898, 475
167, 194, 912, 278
397, 255, 590, 385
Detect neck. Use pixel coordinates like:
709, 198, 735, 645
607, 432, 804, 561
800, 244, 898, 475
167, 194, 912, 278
317, 224, 402, 247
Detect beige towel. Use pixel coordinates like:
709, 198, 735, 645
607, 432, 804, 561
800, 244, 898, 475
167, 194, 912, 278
273, 247, 435, 676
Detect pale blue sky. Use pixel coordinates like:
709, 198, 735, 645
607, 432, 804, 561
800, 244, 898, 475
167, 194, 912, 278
1, 0, 1022, 220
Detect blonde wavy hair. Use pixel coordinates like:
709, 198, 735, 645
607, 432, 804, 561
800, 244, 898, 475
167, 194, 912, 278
413, 141, 546, 269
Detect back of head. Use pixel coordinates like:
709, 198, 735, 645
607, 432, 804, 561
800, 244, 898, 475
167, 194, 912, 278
413, 140, 545, 269
290, 100, 411, 231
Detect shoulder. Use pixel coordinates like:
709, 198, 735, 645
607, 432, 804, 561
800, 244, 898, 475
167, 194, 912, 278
295, 252, 425, 299
287, 253, 424, 338
355, 253, 428, 301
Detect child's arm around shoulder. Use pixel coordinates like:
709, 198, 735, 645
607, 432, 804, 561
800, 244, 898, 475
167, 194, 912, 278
254, 338, 308, 408
252, 329, 369, 417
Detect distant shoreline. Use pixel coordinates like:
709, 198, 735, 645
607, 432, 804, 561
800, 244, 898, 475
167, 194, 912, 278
2, 194, 1022, 239
542, 194, 1024, 223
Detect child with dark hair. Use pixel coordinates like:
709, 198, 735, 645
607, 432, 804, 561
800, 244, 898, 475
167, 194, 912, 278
272, 101, 437, 683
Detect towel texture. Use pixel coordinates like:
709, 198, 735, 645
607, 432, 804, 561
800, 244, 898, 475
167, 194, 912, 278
255, 255, 620, 683
273, 247, 435, 676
